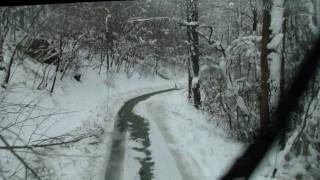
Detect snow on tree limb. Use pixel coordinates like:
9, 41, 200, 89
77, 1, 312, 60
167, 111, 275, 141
269, 0, 284, 110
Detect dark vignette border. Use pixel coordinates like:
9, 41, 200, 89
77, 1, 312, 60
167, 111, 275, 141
0, 0, 319, 179
0, 0, 131, 7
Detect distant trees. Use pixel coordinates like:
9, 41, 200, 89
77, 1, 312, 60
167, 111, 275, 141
0, 2, 188, 91
0, 7, 45, 88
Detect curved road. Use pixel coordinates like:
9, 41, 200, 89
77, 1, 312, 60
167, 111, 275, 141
105, 88, 180, 180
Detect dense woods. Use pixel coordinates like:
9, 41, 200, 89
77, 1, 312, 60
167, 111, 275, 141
0, 0, 320, 179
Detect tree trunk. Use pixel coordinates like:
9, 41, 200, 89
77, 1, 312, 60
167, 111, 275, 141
260, 0, 272, 129
188, 58, 192, 100
252, 8, 258, 32
0, 35, 3, 61
2, 47, 17, 88
280, 9, 288, 103
99, 51, 104, 75
186, 0, 201, 108
107, 51, 110, 71
279, 3, 288, 150
50, 60, 59, 94
50, 37, 62, 94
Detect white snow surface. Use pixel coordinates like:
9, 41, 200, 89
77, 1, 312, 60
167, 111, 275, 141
268, 0, 284, 112
267, 33, 283, 50
191, 77, 199, 88
134, 90, 244, 180
0, 59, 179, 180
270, 0, 284, 35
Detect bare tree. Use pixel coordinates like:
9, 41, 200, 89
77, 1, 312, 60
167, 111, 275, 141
186, 0, 201, 108
259, 0, 272, 129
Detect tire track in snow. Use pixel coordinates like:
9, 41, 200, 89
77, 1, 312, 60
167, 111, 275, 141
105, 88, 179, 180
139, 95, 201, 180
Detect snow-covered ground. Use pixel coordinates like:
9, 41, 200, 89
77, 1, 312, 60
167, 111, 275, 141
1, 58, 284, 180
0, 59, 179, 180
134, 90, 245, 180
1, 53, 280, 180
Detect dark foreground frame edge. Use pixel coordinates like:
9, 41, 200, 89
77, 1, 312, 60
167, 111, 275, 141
1, 0, 319, 179
0, 0, 131, 7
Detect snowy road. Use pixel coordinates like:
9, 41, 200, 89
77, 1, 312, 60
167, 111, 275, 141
105, 88, 243, 180
105, 88, 181, 180
134, 90, 244, 180
140, 97, 200, 180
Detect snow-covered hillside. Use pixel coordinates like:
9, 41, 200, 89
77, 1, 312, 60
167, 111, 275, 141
0, 59, 178, 180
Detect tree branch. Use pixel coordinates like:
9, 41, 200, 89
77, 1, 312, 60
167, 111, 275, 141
0, 135, 86, 150
0, 134, 41, 180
